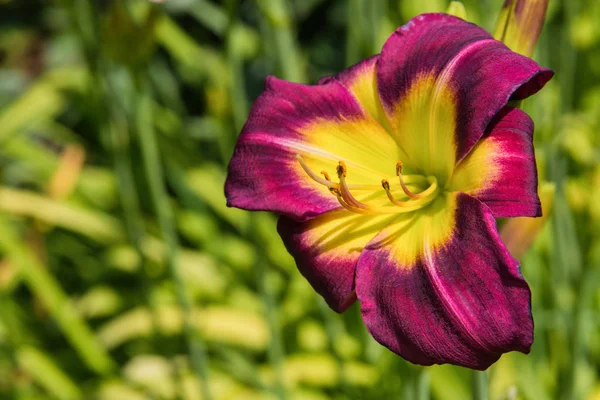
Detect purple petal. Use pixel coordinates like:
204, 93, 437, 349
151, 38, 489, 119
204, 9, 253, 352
356, 192, 533, 370
450, 107, 541, 218
225, 76, 397, 221
377, 13, 553, 164
278, 210, 398, 312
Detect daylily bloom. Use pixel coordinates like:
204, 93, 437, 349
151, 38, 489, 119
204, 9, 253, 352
225, 14, 553, 370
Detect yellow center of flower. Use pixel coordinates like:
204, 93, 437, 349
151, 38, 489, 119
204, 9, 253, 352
296, 154, 440, 215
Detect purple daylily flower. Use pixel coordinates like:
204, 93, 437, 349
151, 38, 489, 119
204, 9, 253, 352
224, 13, 553, 370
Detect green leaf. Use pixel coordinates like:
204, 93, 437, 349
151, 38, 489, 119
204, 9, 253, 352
16, 346, 82, 400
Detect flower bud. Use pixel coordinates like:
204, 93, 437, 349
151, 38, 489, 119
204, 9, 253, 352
500, 182, 555, 259
446, 1, 468, 20
494, 0, 549, 57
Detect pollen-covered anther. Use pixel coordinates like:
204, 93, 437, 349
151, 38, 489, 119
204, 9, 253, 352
381, 179, 391, 191
321, 171, 341, 195
396, 161, 403, 176
336, 161, 347, 178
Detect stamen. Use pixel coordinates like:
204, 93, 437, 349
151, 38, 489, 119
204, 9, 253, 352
321, 171, 341, 195
336, 161, 347, 178
296, 154, 337, 189
346, 175, 429, 191
414, 176, 439, 199
381, 179, 390, 191
336, 196, 371, 214
337, 161, 369, 209
396, 161, 403, 176
396, 160, 436, 199
295, 154, 440, 216
337, 195, 434, 214
381, 179, 412, 206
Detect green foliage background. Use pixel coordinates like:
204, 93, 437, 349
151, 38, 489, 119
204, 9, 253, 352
0, 0, 598, 399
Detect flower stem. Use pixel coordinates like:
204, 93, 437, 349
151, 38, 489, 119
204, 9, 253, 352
416, 367, 430, 400
135, 79, 212, 400
472, 370, 488, 400
257, 0, 305, 83
253, 215, 287, 399
0, 215, 116, 375
317, 296, 347, 393
345, 0, 364, 65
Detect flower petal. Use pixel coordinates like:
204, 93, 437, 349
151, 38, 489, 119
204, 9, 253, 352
278, 210, 398, 312
449, 107, 540, 217
376, 13, 553, 183
319, 56, 392, 133
225, 76, 398, 221
356, 192, 533, 370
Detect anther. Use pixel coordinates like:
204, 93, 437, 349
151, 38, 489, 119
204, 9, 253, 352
337, 161, 347, 178
321, 171, 341, 195
396, 161, 403, 176
382, 178, 412, 207
381, 179, 390, 191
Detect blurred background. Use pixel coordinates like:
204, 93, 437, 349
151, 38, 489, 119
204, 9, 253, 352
0, 0, 598, 399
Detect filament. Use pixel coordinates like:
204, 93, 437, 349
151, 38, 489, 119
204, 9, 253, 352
297, 155, 337, 189
337, 161, 369, 209
396, 160, 437, 199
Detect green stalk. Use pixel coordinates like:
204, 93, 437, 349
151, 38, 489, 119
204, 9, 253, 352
257, 0, 305, 83
107, 118, 147, 250
226, 30, 249, 132
560, 0, 578, 113
367, 0, 385, 55
104, 86, 164, 346
0, 215, 115, 375
416, 368, 431, 400
346, 0, 364, 66
225, 0, 249, 156
135, 80, 212, 400
472, 370, 488, 400
317, 296, 347, 392
254, 221, 287, 399
103, 86, 146, 253
16, 346, 82, 400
